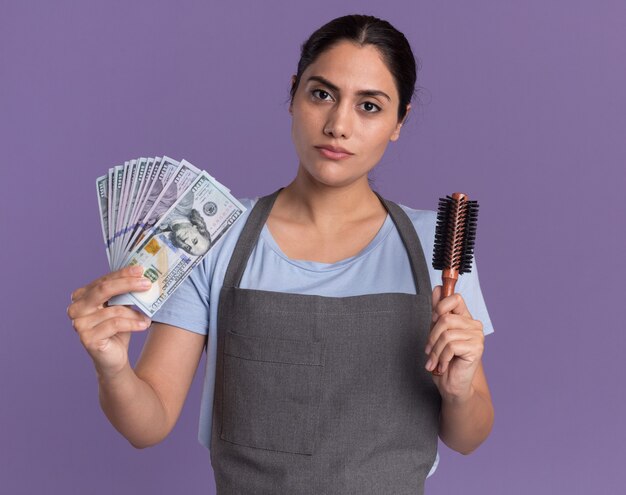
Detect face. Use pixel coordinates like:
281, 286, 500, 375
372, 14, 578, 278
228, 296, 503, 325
172, 223, 210, 256
290, 41, 408, 188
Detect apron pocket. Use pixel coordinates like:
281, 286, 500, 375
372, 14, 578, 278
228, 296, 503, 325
221, 331, 323, 455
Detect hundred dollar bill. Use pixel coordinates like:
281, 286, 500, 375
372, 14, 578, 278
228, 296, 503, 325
107, 168, 114, 248
119, 156, 182, 267
116, 158, 148, 264
96, 174, 111, 266
115, 162, 132, 245
122, 157, 162, 256
140, 159, 201, 233
112, 159, 136, 266
108, 171, 246, 315
109, 165, 123, 250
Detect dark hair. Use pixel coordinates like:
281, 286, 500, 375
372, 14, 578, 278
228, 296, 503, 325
290, 15, 417, 122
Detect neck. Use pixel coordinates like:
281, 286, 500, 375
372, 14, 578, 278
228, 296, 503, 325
276, 165, 385, 229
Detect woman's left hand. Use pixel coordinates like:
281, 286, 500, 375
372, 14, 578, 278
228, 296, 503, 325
425, 286, 485, 400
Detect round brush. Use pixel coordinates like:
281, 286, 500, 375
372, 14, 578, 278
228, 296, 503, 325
429, 192, 479, 376
432, 192, 479, 297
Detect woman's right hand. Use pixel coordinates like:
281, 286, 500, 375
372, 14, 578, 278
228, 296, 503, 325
67, 265, 153, 380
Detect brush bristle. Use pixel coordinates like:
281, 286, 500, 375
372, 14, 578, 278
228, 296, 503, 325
432, 195, 479, 274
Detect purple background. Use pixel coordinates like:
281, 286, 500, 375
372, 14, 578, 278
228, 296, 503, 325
2, 1, 624, 493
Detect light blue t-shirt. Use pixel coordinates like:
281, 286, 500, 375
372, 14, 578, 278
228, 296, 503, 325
152, 197, 494, 479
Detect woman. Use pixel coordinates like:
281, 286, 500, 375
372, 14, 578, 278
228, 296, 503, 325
67, 14, 494, 494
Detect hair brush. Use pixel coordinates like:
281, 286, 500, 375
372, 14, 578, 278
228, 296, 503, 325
432, 192, 479, 298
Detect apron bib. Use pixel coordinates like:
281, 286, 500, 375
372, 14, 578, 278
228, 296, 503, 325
210, 190, 441, 494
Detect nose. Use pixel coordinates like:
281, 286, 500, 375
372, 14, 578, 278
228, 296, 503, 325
323, 101, 352, 139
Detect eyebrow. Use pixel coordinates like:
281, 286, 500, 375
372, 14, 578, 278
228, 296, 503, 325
306, 75, 391, 101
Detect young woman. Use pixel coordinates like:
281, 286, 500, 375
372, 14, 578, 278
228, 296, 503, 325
67, 14, 494, 494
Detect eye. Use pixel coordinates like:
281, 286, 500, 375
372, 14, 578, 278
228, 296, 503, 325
359, 101, 381, 113
312, 89, 333, 101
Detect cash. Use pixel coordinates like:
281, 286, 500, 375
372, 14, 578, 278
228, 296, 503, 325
96, 157, 246, 316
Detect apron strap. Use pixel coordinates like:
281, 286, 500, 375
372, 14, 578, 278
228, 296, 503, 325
374, 192, 431, 295
222, 188, 431, 295
222, 188, 282, 288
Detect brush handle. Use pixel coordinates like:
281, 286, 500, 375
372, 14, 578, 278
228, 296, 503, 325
441, 267, 459, 298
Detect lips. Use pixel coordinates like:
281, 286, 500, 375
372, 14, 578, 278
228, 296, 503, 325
315, 145, 354, 160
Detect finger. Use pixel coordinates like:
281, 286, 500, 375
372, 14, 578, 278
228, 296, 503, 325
67, 276, 152, 319
434, 339, 483, 375
80, 316, 151, 351
433, 292, 472, 321
72, 306, 150, 334
80, 265, 146, 295
70, 266, 145, 306
431, 286, 443, 320
71, 288, 82, 303
428, 327, 482, 364
425, 328, 475, 371
425, 313, 480, 354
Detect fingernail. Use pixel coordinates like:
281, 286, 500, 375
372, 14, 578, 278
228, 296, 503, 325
425, 358, 433, 371
138, 278, 152, 288
425, 344, 432, 355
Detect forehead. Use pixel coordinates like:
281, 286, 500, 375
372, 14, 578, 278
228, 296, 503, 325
302, 41, 398, 98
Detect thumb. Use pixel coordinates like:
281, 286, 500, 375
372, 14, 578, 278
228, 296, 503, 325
432, 285, 443, 309
431, 285, 443, 324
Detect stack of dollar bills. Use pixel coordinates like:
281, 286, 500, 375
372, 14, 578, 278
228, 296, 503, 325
96, 156, 246, 316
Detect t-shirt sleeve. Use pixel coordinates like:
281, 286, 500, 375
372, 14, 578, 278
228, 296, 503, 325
455, 257, 494, 336
150, 257, 210, 336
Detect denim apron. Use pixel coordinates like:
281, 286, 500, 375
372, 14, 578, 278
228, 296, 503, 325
210, 189, 441, 494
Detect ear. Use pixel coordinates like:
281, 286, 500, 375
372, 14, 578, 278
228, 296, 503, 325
390, 103, 411, 142
289, 75, 297, 114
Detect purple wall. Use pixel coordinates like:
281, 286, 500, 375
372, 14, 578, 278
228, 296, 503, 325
2, 1, 624, 493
